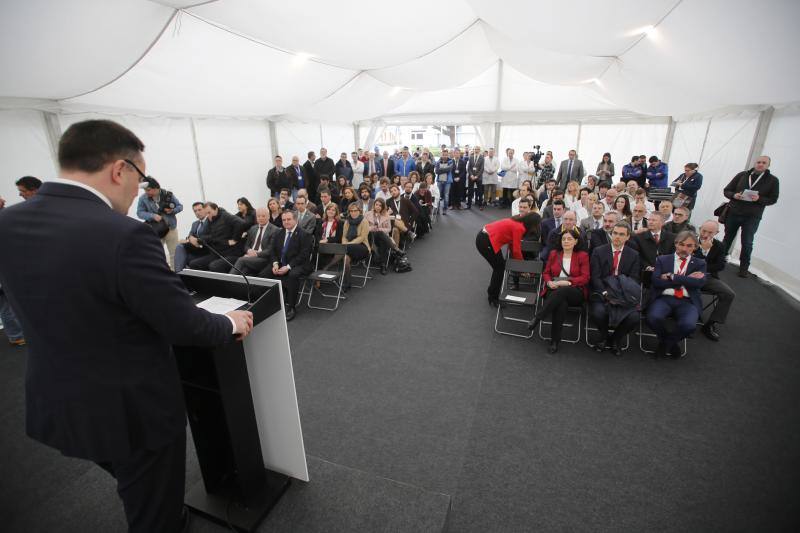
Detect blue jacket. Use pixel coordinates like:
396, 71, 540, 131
646, 162, 669, 188
650, 253, 707, 313
434, 158, 454, 184
136, 191, 183, 229
622, 163, 644, 184
394, 157, 416, 177
672, 172, 703, 197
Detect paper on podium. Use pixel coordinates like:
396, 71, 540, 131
196, 296, 248, 314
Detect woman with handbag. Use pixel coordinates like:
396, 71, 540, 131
528, 228, 590, 354
670, 163, 703, 209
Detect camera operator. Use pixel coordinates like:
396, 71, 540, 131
136, 177, 183, 270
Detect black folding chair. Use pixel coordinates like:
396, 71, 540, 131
305, 243, 347, 311
637, 284, 688, 357
495, 259, 543, 339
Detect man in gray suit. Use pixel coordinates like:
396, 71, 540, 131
556, 149, 585, 190
230, 207, 280, 275
294, 196, 317, 236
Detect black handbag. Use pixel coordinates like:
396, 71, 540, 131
713, 202, 730, 224
145, 218, 169, 239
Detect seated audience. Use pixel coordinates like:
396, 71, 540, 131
174, 201, 207, 272
540, 199, 566, 243
267, 197, 283, 227
340, 202, 371, 290
589, 222, 641, 356
614, 195, 632, 223
581, 202, 605, 233
541, 189, 565, 218
540, 210, 585, 260
634, 188, 655, 212
277, 188, 294, 211
511, 183, 533, 216
318, 189, 336, 218
366, 198, 405, 274
228, 207, 280, 275
412, 181, 434, 234
671, 163, 703, 209
236, 197, 256, 229
658, 199, 674, 223
403, 181, 429, 238
527, 229, 590, 354
632, 211, 676, 284
589, 211, 621, 250
188, 201, 246, 270
626, 180, 639, 199
319, 175, 339, 203
375, 177, 391, 201
259, 210, 313, 321
296, 188, 317, 214
695, 220, 736, 341
386, 184, 418, 246
319, 203, 343, 245
647, 231, 706, 358
630, 202, 648, 233
339, 186, 357, 215
295, 195, 318, 236
599, 185, 617, 212
665, 206, 695, 234
356, 186, 374, 215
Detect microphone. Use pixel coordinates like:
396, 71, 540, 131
197, 239, 253, 307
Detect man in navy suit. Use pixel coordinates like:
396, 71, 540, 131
259, 209, 312, 321
540, 200, 565, 244
0, 120, 254, 532
647, 230, 707, 358
174, 201, 208, 272
590, 222, 641, 355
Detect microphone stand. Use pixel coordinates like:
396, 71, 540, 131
198, 239, 253, 307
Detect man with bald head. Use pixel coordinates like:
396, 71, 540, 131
540, 210, 584, 260
230, 207, 280, 276
694, 219, 736, 341
722, 155, 780, 278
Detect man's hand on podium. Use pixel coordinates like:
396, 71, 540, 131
227, 310, 254, 340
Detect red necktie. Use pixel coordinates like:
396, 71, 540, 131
674, 258, 687, 298
612, 250, 621, 275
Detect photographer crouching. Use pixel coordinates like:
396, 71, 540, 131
136, 177, 183, 270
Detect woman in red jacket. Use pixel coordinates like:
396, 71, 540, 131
528, 228, 590, 353
475, 212, 541, 306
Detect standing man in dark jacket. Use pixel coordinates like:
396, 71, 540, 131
313, 147, 336, 192
467, 145, 484, 209
721, 156, 779, 278
450, 147, 467, 209
266, 155, 289, 198
0, 119, 253, 533
589, 222, 641, 356
303, 151, 319, 202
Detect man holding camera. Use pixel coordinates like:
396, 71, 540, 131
137, 178, 183, 270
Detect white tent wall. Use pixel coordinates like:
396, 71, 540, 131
320, 124, 356, 157
0, 110, 57, 207
750, 107, 800, 298
192, 118, 272, 225
578, 123, 668, 177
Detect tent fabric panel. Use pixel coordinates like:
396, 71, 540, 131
578, 123, 668, 182
0, 110, 57, 207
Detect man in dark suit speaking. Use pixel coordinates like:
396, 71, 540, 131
0, 120, 254, 533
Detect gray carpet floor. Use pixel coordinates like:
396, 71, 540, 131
2, 207, 799, 532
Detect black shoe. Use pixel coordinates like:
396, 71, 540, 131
343, 283, 352, 293
527, 317, 541, 331
669, 344, 683, 359
702, 321, 720, 341
654, 342, 667, 359
737, 268, 750, 278
285, 306, 296, 321
592, 340, 606, 353
488, 296, 499, 307
609, 342, 622, 357
380, 266, 387, 275
547, 341, 559, 354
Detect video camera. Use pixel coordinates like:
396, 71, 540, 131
531, 145, 543, 166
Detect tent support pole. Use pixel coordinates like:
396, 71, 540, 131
576, 122, 582, 154
267, 120, 279, 161
493, 123, 501, 150
40, 111, 62, 171
746, 106, 774, 168
190, 118, 206, 202
698, 118, 712, 163
662, 117, 676, 162
353, 123, 360, 151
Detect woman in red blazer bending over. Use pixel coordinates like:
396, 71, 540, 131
528, 228, 590, 353
475, 212, 541, 307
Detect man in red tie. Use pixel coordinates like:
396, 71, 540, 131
589, 222, 641, 356
647, 231, 707, 358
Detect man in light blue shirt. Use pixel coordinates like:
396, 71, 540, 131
136, 178, 183, 270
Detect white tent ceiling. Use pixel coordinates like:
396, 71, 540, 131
1, 0, 798, 121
